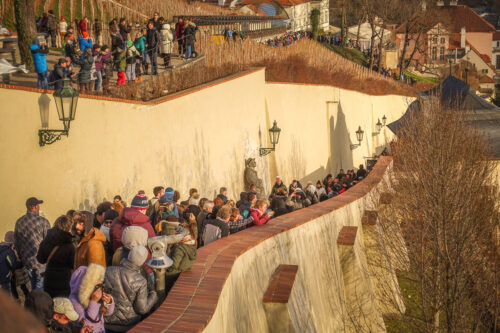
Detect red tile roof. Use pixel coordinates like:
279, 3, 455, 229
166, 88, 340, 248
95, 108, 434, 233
479, 75, 495, 83
435, 5, 496, 33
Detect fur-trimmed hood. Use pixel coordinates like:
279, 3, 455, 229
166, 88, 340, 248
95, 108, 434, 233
70, 264, 105, 309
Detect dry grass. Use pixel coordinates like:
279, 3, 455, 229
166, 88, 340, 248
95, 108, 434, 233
110, 37, 430, 101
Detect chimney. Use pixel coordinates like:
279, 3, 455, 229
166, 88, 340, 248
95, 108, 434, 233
460, 26, 466, 48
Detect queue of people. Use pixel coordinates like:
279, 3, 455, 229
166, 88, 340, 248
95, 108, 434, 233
1, 164, 369, 332
31, 12, 199, 92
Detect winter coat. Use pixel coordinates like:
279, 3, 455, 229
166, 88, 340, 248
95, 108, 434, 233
115, 51, 126, 72
146, 28, 160, 51
271, 183, 288, 196
49, 63, 66, 90
47, 14, 57, 31
77, 37, 92, 58
183, 23, 197, 46
104, 259, 157, 331
78, 19, 89, 33
76, 52, 94, 84
202, 217, 229, 246
118, 23, 131, 43
175, 21, 184, 40
30, 43, 49, 73
150, 189, 179, 222
110, 208, 155, 251
134, 36, 146, 54
100, 52, 114, 78
111, 33, 124, 52
160, 25, 173, 54
25, 289, 53, 327
126, 45, 140, 64
165, 243, 197, 291
70, 264, 114, 333
0, 242, 22, 287
64, 40, 76, 61
249, 208, 271, 226
36, 228, 75, 297
74, 228, 107, 269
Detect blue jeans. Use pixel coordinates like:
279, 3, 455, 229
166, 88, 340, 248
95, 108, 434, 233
94, 71, 102, 91
37, 71, 49, 89
186, 45, 192, 59
29, 268, 44, 290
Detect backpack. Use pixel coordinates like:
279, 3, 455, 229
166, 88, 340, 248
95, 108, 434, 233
202, 223, 221, 246
153, 201, 173, 226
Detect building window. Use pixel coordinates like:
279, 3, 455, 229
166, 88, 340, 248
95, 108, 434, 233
440, 37, 445, 44
497, 55, 500, 69
432, 47, 437, 60
432, 36, 437, 44
439, 47, 445, 60
497, 41, 500, 47
482, 69, 488, 74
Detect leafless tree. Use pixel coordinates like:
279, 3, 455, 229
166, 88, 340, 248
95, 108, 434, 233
13, 0, 36, 71
378, 98, 500, 332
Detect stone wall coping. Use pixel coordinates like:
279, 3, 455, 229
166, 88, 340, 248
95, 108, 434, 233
337, 226, 358, 246
130, 156, 392, 333
263, 264, 299, 304
0, 67, 266, 106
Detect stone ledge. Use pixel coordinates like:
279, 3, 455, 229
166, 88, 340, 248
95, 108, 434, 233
337, 226, 358, 246
129, 156, 393, 333
263, 265, 299, 303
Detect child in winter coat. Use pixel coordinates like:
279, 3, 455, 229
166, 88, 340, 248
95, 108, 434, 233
77, 32, 92, 59
69, 264, 114, 333
30, 38, 49, 89
104, 246, 157, 332
160, 23, 173, 68
134, 32, 146, 81
97, 45, 113, 93
115, 47, 126, 85
125, 40, 140, 82
74, 48, 94, 93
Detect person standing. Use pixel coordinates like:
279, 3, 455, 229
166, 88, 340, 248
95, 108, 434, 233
175, 17, 184, 55
46, 10, 58, 48
145, 21, 160, 75
160, 23, 173, 68
78, 16, 90, 36
58, 17, 68, 48
125, 40, 140, 83
30, 39, 49, 89
14, 197, 50, 290
36, 215, 75, 297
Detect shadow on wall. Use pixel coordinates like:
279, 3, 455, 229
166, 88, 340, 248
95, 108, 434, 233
332, 103, 354, 171
38, 93, 51, 128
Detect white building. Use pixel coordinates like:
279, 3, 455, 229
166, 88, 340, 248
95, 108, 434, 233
347, 22, 392, 52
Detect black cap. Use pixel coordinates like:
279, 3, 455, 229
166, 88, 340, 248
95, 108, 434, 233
104, 209, 119, 221
26, 197, 43, 208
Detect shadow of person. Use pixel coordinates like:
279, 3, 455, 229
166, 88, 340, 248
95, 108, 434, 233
38, 93, 51, 128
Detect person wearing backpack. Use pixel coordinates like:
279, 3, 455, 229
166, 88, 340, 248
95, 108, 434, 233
48, 58, 67, 90
125, 40, 140, 83
0, 231, 23, 295
202, 206, 231, 246
37, 215, 75, 298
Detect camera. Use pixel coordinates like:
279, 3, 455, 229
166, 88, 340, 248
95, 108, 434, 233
94, 283, 112, 295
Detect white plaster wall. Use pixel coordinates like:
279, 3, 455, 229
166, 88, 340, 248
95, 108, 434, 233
203, 165, 394, 332
0, 70, 412, 236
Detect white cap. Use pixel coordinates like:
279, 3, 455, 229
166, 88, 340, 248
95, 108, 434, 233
53, 298, 79, 321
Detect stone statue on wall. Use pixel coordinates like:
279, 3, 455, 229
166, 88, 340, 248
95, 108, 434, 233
244, 158, 264, 198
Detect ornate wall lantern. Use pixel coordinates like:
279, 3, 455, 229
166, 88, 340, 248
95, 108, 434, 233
373, 118, 383, 135
39, 78, 79, 146
350, 126, 364, 149
260, 120, 281, 156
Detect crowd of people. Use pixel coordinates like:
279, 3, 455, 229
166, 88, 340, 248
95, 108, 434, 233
31, 12, 199, 92
265, 30, 310, 47
0, 163, 369, 332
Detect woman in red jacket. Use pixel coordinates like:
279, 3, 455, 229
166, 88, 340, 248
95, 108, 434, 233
249, 199, 274, 226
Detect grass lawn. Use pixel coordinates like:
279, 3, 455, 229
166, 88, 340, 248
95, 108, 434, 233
322, 43, 368, 67
405, 71, 439, 85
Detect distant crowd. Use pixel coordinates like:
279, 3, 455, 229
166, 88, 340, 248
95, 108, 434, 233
31, 11, 199, 92
1, 163, 369, 332
265, 30, 310, 47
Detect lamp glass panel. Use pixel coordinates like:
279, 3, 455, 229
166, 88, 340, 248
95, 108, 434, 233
54, 95, 63, 121
61, 96, 72, 121
71, 94, 79, 120
356, 127, 364, 142
274, 130, 280, 145
376, 120, 382, 132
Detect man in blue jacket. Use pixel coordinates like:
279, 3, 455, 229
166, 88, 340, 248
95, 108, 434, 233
30, 39, 49, 89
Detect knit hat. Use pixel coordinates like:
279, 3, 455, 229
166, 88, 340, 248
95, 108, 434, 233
104, 209, 119, 221
4, 231, 14, 243
159, 188, 175, 204
126, 40, 133, 47
82, 32, 89, 38
53, 298, 78, 321
130, 190, 148, 210
121, 226, 148, 249
128, 245, 148, 267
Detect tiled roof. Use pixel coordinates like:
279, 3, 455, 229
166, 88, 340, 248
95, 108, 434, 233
479, 75, 495, 83
242, 4, 269, 16
239, 0, 313, 6
435, 5, 496, 33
